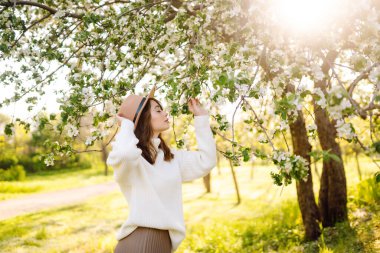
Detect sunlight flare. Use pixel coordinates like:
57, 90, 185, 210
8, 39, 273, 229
272, 0, 341, 34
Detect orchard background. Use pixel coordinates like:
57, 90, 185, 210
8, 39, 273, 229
0, 0, 379, 252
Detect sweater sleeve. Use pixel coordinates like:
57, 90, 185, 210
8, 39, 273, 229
174, 115, 217, 182
106, 118, 142, 182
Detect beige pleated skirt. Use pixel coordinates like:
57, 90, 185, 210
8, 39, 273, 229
114, 227, 172, 253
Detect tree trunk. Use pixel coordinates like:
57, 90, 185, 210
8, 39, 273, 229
287, 85, 321, 241
203, 173, 211, 193
313, 81, 348, 227
101, 142, 109, 176
258, 54, 320, 240
355, 152, 362, 181
228, 159, 241, 204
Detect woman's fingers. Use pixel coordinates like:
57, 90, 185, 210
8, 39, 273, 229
188, 98, 204, 115
190, 98, 199, 106
188, 98, 195, 106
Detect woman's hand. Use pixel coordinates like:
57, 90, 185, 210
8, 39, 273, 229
188, 98, 208, 116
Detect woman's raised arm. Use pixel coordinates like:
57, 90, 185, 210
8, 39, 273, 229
106, 117, 142, 182
174, 114, 217, 182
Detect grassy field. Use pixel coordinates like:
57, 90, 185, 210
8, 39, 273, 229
0, 155, 378, 252
0, 159, 112, 201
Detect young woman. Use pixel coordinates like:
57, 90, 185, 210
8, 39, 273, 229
107, 85, 217, 253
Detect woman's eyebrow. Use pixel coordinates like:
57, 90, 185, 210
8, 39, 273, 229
154, 105, 161, 109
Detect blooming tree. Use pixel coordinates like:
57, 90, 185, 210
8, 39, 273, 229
1, 0, 379, 240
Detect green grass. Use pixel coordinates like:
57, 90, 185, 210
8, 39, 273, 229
0, 158, 113, 201
0, 154, 379, 253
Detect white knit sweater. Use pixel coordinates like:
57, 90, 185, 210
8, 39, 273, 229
106, 115, 217, 252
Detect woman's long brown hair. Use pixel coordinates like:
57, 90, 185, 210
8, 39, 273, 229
134, 97, 174, 165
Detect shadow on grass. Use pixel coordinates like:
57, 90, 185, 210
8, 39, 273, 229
0, 204, 82, 241
240, 200, 303, 252
318, 222, 367, 253
26, 165, 93, 178
240, 185, 378, 253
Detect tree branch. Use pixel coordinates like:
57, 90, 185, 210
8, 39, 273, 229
241, 96, 276, 150
0, 5, 8, 15
0, 0, 83, 19
347, 62, 380, 96
10, 44, 86, 103
327, 60, 368, 119
11, 13, 51, 49
73, 126, 119, 153
363, 81, 380, 111
92, 0, 132, 11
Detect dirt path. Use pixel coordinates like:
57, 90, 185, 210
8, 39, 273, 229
0, 181, 118, 221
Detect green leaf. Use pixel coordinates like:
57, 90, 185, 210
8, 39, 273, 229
322, 149, 341, 163
270, 172, 283, 186
176, 139, 184, 149
327, 153, 341, 162
218, 73, 228, 85
242, 148, 250, 162
373, 141, 380, 153
4, 123, 14, 136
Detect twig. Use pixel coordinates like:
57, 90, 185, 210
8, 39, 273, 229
355, 137, 380, 170
11, 13, 52, 49
242, 96, 276, 150
325, 59, 367, 119
73, 127, 119, 153
0, 0, 83, 19
348, 62, 380, 96
231, 98, 243, 155
10, 44, 86, 102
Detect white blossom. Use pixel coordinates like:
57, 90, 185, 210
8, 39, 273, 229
278, 120, 289, 131
335, 119, 356, 140
284, 160, 292, 173
229, 5, 241, 17
313, 88, 327, 108
44, 154, 55, 166
53, 10, 66, 19
67, 124, 79, 138
328, 97, 352, 120
292, 96, 302, 110
85, 136, 95, 146
350, 54, 367, 70
310, 64, 324, 81
221, 88, 229, 96
193, 53, 202, 67
272, 150, 288, 162
369, 66, 380, 83
257, 133, 267, 143
82, 87, 94, 105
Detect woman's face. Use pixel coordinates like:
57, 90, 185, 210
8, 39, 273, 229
150, 100, 170, 134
